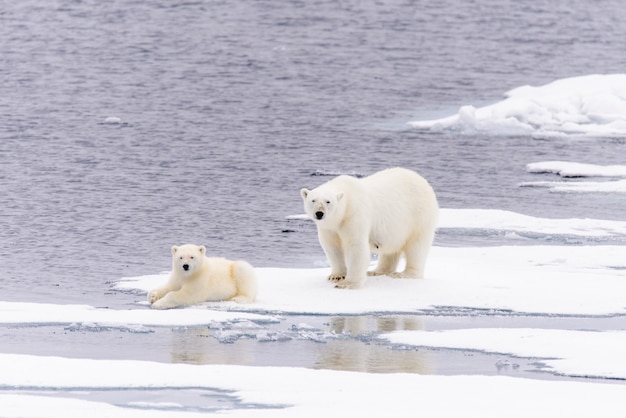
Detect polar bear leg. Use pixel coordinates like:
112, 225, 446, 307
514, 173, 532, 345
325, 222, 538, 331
151, 288, 193, 309
230, 260, 257, 303
147, 287, 168, 304
369, 252, 401, 276
335, 241, 370, 289
148, 282, 178, 305
318, 230, 347, 281
394, 233, 433, 279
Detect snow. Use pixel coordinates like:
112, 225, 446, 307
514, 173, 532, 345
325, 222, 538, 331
527, 161, 626, 178
410, 74, 626, 138
439, 208, 626, 237
111, 244, 626, 317
0, 300, 279, 327
523, 161, 626, 192
2, 206, 626, 416
2, 354, 626, 418
521, 179, 626, 193
381, 328, 626, 380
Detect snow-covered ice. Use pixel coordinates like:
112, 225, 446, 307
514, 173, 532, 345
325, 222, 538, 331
410, 74, 626, 138
439, 208, 626, 237
0, 300, 279, 327
521, 178, 626, 193
2, 354, 626, 418
527, 161, 626, 178
381, 328, 626, 380
523, 161, 626, 192
112, 244, 626, 317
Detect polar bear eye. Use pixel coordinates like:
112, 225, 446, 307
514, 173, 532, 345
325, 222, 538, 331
311, 199, 316, 203
325, 200, 331, 204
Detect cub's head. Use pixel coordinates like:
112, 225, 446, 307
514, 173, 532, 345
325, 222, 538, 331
300, 187, 344, 224
171, 244, 205, 275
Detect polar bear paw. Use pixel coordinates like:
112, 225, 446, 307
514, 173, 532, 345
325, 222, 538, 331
150, 300, 169, 309
327, 274, 346, 282
147, 290, 161, 304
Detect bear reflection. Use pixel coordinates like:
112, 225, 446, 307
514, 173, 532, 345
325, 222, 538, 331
168, 326, 256, 365
166, 316, 432, 374
314, 316, 431, 374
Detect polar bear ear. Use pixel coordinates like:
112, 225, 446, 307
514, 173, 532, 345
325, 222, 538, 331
300, 188, 310, 199
336, 192, 344, 202
198, 245, 206, 255
171, 246, 179, 255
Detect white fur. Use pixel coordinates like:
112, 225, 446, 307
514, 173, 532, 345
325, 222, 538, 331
300, 167, 439, 289
148, 244, 257, 309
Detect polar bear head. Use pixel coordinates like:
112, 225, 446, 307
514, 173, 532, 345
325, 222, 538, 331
171, 244, 206, 276
300, 187, 345, 225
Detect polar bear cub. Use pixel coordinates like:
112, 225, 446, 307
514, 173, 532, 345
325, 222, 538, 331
148, 244, 257, 309
300, 167, 438, 289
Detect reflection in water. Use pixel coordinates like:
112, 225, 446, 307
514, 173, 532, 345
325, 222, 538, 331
169, 326, 257, 365
315, 316, 431, 374
165, 316, 432, 374
329, 316, 423, 334
314, 340, 431, 374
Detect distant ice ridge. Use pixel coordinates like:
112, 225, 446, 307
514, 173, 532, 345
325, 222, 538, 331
527, 161, 626, 178
523, 161, 626, 193
410, 74, 626, 138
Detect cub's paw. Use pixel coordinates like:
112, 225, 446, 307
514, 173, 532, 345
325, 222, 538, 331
327, 274, 346, 282
150, 299, 170, 310
147, 290, 160, 304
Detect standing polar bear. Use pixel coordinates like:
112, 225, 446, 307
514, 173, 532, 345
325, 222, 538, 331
300, 167, 438, 289
148, 244, 257, 309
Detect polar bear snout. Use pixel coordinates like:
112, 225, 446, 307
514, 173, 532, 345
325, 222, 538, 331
182, 263, 190, 271
315, 211, 325, 220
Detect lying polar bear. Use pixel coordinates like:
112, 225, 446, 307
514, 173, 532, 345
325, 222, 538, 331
148, 244, 257, 309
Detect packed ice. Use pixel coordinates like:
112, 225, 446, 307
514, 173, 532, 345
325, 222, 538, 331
410, 74, 626, 138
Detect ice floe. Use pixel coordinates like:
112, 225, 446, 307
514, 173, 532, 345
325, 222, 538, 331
1, 354, 626, 418
0, 301, 279, 327
114, 244, 626, 317
521, 179, 626, 193
439, 208, 626, 237
527, 161, 626, 178
381, 328, 626, 380
410, 74, 626, 138
523, 161, 626, 192
3, 241, 625, 329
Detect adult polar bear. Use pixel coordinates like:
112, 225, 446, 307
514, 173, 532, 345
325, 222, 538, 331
300, 167, 438, 289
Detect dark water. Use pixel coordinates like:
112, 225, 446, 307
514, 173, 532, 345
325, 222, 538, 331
4, 313, 623, 381
3, 0, 626, 305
